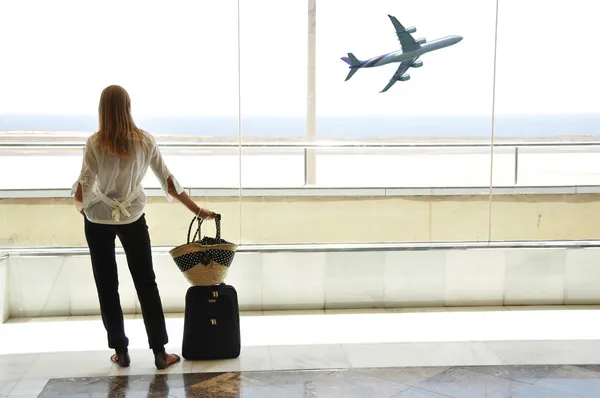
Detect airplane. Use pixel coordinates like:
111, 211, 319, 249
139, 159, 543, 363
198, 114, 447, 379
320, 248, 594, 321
341, 14, 463, 93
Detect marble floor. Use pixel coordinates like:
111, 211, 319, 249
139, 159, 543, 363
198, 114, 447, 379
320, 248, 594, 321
26, 365, 600, 397
2, 306, 600, 397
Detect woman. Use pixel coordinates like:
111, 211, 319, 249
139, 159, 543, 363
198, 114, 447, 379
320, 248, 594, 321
72, 85, 214, 369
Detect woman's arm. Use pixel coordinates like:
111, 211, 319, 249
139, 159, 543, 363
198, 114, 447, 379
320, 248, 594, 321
74, 183, 85, 215
72, 140, 97, 215
148, 134, 214, 219
166, 176, 214, 219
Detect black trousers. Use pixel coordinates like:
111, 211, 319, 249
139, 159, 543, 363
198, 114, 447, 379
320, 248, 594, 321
84, 214, 168, 352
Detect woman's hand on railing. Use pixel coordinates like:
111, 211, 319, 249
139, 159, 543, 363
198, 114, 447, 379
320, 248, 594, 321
197, 208, 215, 220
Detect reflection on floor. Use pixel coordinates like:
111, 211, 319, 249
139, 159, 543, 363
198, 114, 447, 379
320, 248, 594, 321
36, 365, 600, 398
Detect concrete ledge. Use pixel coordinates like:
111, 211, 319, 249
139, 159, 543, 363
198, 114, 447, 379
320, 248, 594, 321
1, 185, 599, 199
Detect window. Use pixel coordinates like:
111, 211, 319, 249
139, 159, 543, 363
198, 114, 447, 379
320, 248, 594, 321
489, 0, 600, 241
0, 0, 241, 246
2, 0, 598, 248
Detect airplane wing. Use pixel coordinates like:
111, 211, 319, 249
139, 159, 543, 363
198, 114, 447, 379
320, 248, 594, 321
380, 59, 413, 93
388, 15, 420, 53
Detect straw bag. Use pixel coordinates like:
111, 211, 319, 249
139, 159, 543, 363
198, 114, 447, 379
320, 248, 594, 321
169, 214, 238, 286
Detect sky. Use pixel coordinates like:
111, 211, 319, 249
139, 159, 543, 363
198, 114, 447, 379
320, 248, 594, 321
0, 0, 599, 119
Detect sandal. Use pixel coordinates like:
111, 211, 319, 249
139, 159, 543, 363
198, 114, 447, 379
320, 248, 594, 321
111, 351, 131, 368
154, 351, 181, 370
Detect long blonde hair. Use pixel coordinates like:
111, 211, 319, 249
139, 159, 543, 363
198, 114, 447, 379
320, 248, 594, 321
97, 85, 144, 157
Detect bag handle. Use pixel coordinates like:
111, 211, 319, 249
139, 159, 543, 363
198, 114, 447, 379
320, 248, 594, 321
186, 213, 222, 244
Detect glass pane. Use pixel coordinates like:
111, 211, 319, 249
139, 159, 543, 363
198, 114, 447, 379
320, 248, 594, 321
239, 0, 307, 138
238, 0, 308, 244
0, 0, 241, 247
490, 0, 600, 241
317, 0, 497, 143
238, 0, 497, 245
0, 146, 243, 248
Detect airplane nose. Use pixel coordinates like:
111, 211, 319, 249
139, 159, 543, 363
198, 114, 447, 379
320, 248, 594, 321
455, 35, 463, 43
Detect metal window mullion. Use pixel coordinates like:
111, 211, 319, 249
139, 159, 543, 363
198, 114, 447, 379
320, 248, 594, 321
305, 0, 317, 186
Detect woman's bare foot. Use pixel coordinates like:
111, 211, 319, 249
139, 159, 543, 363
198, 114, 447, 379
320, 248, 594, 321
110, 351, 130, 368
154, 350, 181, 370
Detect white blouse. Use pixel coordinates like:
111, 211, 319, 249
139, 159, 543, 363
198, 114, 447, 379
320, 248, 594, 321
71, 131, 184, 225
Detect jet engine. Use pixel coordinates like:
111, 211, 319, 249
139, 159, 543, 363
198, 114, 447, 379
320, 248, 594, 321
416, 37, 426, 45
406, 26, 416, 34
398, 74, 411, 82
412, 60, 423, 68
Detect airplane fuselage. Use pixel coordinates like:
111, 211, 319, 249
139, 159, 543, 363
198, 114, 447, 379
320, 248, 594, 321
356, 35, 463, 69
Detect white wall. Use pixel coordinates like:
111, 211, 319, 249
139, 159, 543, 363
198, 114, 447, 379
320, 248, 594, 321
5, 246, 600, 318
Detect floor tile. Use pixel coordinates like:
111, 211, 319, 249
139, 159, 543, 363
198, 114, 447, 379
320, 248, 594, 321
22, 351, 113, 379
269, 344, 351, 370
26, 365, 600, 398
0, 354, 39, 382
6, 395, 40, 398
0, 380, 17, 396
283, 380, 407, 398
344, 342, 506, 368
465, 365, 558, 384
573, 364, 600, 374
486, 340, 600, 365
510, 384, 582, 398
551, 340, 600, 364
7, 378, 48, 396
534, 365, 600, 398
415, 367, 528, 398
355, 367, 448, 386
264, 368, 411, 398
391, 387, 454, 397
37, 372, 302, 398
244, 369, 337, 386
190, 346, 272, 373
486, 341, 564, 365
237, 385, 306, 397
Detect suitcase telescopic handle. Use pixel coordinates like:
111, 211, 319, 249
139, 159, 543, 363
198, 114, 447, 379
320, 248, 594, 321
186, 213, 222, 243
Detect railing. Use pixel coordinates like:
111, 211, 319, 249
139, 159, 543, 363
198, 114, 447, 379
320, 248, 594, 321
4, 239, 600, 256
2, 139, 600, 189
4, 139, 600, 148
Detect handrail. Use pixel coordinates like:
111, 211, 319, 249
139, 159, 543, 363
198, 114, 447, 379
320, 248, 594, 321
1, 139, 598, 188
2, 140, 600, 149
3, 240, 600, 256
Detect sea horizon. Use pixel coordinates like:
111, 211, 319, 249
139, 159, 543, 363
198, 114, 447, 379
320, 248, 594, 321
1, 113, 599, 139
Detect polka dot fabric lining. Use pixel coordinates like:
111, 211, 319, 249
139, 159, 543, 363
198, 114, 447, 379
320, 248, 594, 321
174, 249, 236, 273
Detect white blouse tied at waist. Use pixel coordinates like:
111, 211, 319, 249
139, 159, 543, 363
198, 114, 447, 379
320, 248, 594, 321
71, 131, 184, 225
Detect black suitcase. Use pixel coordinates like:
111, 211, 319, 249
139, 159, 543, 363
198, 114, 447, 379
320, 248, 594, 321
182, 283, 241, 360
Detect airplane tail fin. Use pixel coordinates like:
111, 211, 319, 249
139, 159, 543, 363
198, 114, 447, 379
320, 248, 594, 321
341, 53, 361, 66
341, 53, 361, 81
